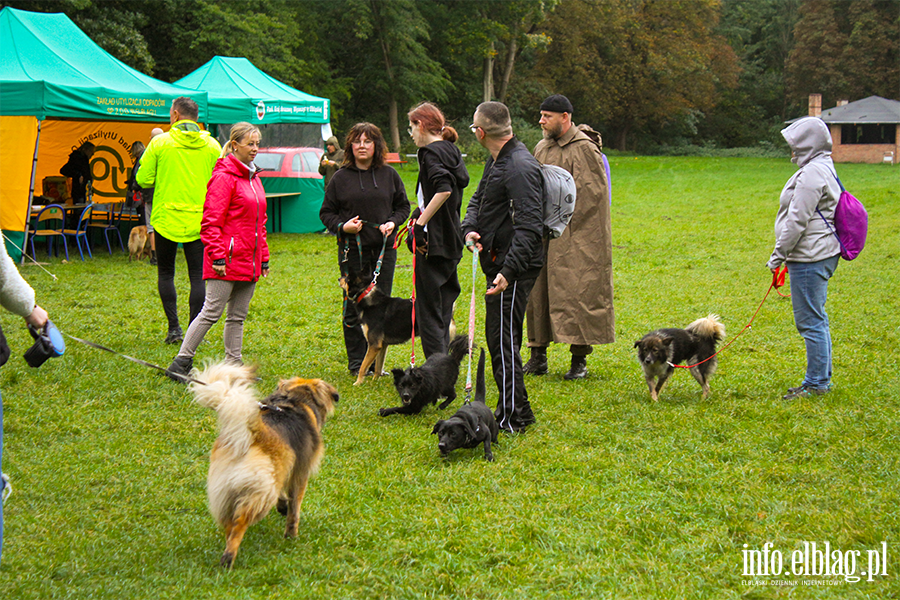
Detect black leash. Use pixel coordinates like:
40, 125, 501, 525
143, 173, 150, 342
62, 332, 208, 386
62, 333, 286, 411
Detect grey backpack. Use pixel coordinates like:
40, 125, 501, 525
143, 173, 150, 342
539, 163, 577, 238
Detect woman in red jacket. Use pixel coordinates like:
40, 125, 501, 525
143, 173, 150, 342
166, 122, 269, 380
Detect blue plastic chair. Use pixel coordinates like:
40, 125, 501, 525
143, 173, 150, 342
63, 203, 94, 260
88, 202, 125, 255
30, 204, 69, 260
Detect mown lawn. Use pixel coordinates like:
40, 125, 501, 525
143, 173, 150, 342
1, 156, 898, 599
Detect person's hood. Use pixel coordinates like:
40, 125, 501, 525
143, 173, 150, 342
169, 120, 217, 149
781, 117, 832, 167
421, 140, 470, 188
213, 153, 258, 178
325, 136, 344, 160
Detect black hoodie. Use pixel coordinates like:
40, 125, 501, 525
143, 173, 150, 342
413, 140, 470, 259
319, 164, 410, 249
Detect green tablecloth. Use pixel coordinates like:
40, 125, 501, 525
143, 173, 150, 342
260, 177, 325, 234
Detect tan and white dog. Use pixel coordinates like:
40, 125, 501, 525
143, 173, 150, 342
190, 362, 338, 568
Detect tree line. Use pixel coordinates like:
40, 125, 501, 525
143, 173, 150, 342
4, 0, 898, 152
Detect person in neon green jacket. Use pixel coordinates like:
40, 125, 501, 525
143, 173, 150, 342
137, 97, 222, 344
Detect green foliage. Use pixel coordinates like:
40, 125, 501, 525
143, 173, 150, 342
785, 0, 848, 110
702, 0, 802, 147
785, 0, 900, 114
2, 158, 899, 598
528, 0, 741, 151
3, 0, 896, 150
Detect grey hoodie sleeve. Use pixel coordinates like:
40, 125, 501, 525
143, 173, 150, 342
1, 243, 36, 317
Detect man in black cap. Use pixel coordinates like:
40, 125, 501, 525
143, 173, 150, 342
525, 94, 615, 379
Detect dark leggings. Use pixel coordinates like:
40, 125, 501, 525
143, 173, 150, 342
155, 233, 205, 331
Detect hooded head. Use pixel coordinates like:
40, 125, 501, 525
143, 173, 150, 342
781, 117, 832, 167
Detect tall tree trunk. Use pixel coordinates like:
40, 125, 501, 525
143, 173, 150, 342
388, 97, 400, 151
497, 34, 519, 104
379, 35, 401, 151
483, 41, 494, 102
616, 123, 630, 151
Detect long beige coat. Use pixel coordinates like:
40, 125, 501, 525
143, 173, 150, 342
527, 125, 615, 347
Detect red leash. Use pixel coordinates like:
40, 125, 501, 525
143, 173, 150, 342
773, 264, 791, 298
409, 233, 417, 367
671, 266, 788, 369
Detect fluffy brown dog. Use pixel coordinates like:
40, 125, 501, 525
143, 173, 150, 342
190, 362, 339, 568
128, 225, 150, 261
634, 314, 725, 401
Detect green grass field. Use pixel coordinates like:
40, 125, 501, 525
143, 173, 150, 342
2, 156, 898, 599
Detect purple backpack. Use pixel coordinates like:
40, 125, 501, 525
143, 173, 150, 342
816, 173, 868, 261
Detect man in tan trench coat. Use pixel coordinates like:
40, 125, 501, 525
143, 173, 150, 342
525, 94, 615, 379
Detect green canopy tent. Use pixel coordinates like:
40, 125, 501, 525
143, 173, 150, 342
0, 6, 209, 260
175, 57, 332, 233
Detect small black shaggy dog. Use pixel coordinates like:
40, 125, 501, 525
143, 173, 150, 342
432, 348, 499, 461
380, 335, 469, 417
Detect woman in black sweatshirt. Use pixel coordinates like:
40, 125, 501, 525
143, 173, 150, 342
406, 102, 470, 357
319, 123, 410, 375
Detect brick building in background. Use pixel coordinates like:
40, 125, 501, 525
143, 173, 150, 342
806, 94, 900, 165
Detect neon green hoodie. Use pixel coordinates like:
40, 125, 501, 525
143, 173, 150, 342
136, 120, 222, 242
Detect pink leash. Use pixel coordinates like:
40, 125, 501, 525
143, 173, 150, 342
464, 248, 480, 402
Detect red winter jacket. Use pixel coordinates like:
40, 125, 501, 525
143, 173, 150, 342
201, 154, 269, 281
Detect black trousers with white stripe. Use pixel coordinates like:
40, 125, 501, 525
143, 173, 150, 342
484, 276, 536, 431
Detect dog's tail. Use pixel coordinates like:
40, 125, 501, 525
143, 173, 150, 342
190, 361, 261, 457
686, 314, 726, 344
473, 348, 487, 404
448, 334, 470, 366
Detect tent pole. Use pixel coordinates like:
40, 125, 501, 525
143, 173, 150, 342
21, 120, 42, 264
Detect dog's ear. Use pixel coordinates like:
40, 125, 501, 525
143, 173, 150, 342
461, 412, 481, 440
391, 368, 405, 383
431, 420, 444, 434
662, 337, 674, 347
633, 340, 642, 348
410, 370, 424, 383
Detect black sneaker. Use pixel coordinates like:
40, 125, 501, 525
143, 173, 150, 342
563, 356, 588, 380
164, 327, 183, 345
783, 385, 830, 400
523, 348, 548, 375
349, 364, 377, 377
166, 356, 193, 383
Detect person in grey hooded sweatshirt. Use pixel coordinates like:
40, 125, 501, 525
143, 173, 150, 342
767, 116, 841, 400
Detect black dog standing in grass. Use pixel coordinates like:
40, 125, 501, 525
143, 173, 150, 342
380, 335, 468, 416
432, 348, 499, 461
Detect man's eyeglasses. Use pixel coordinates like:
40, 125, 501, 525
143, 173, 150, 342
469, 124, 482, 135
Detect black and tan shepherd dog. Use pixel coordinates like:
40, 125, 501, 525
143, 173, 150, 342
381, 335, 469, 417
340, 268, 418, 386
634, 314, 726, 401
190, 361, 339, 568
432, 348, 500, 461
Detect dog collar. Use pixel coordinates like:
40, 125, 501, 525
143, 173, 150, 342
354, 282, 376, 303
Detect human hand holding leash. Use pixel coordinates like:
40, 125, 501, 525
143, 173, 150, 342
486, 273, 508, 296
25, 305, 48, 329
213, 264, 227, 277
379, 221, 395, 237
465, 232, 482, 253
343, 216, 363, 234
